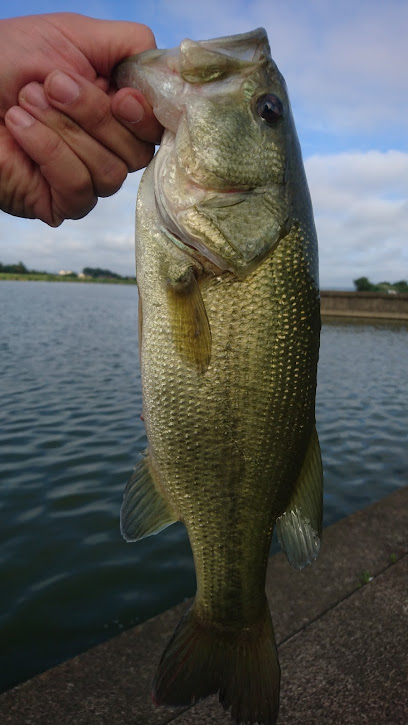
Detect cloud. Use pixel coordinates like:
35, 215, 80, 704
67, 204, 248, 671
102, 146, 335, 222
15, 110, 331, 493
3, 149, 406, 292
1, 1, 407, 288
305, 150, 408, 288
0, 171, 142, 276
152, 0, 408, 143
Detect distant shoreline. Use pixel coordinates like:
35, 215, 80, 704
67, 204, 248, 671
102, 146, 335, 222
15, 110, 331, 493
0, 273, 136, 284
2, 276, 408, 320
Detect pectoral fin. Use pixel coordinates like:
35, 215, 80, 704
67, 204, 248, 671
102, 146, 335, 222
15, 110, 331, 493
121, 452, 178, 541
276, 426, 323, 570
167, 268, 211, 374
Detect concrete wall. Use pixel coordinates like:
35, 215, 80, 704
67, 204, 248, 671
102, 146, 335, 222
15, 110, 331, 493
320, 291, 408, 320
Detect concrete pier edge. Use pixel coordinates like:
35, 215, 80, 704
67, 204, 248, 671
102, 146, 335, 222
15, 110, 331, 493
320, 290, 408, 321
1, 485, 407, 724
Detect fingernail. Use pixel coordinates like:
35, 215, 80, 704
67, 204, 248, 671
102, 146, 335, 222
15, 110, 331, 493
117, 95, 144, 123
21, 82, 49, 110
6, 106, 35, 128
47, 71, 80, 104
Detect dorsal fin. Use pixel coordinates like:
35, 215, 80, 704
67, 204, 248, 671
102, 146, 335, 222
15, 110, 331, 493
180, 40, 259, 83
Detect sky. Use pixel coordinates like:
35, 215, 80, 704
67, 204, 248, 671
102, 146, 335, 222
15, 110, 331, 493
1, 0, 407, 289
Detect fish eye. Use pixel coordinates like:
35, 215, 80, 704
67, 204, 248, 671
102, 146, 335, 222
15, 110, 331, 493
255, 93, 284, 125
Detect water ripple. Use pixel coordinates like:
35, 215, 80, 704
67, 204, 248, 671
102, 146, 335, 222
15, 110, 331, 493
1, 282, 407, 692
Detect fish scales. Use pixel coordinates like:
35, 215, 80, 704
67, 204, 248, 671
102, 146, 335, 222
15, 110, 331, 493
138, 179, 318, 621
116, 27, 322, 725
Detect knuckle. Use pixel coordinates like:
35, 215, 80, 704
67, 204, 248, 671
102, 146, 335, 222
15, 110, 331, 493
56, 164, 94, 203
87, 96, 111, 132
137, 24, 156, 48
70, 196, 98, 220
96, 158, 128, 197
47, 214, 64, 228
71, 171, 94, 199
40, 131, 67, 162
53, 192, 97, 222
127, 142, 155, 173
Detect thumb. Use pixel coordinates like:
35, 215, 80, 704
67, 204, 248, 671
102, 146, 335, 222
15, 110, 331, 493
50, 13, 157, 77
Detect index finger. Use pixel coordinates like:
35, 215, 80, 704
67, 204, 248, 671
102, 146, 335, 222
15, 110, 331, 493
48, 15, 158, 77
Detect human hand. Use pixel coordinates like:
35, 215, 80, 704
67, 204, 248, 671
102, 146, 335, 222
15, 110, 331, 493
1, 13, 163, 226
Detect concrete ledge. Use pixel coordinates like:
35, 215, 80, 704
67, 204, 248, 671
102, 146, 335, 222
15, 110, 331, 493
1, 486, 407, 724
320, 291, 408, 321
321, 309, 408, 321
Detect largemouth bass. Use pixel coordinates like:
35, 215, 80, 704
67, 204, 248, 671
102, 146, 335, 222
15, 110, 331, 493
116, 28, 323, 725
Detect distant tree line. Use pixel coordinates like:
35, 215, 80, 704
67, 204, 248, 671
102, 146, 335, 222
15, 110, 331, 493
354, 277, 408, 293
82, 266, 122, 279
0, 261, 133, 280
0, 261, 30, 273
0, 260, 51, 275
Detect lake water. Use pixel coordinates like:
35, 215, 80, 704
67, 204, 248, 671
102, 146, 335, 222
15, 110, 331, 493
1, 281, 407, 692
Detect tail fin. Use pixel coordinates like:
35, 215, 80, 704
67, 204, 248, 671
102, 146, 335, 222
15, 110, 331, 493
153, 600, 280, 725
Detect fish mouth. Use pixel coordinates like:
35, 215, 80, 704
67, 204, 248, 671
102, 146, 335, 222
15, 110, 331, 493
114, 29, 271, 129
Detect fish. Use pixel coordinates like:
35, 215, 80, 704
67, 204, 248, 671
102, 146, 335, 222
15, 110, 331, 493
115, 27, 323, 725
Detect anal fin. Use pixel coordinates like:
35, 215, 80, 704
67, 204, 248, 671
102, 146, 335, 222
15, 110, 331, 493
276, 426, 323, 570
121, 451, 178, 542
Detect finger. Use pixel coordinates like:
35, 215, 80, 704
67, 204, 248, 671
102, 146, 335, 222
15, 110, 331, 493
19, 81, 128, 198
111, 87, 163, 144
43, 70, 155, 172
49, 15, 157, 77
0, 123, 40, 220
5, 105, 96, 225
